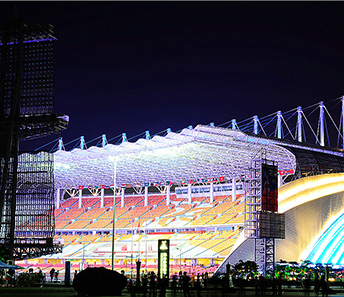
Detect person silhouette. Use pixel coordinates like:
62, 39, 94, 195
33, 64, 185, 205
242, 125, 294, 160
182, 272, 191, 297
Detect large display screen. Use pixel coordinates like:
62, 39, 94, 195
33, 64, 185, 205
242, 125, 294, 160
261, 163, 278, 212
259, 211, 285, 238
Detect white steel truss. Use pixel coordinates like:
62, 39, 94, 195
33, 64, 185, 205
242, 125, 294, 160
244, 158, 262, 239
255, 238, 275, 276
244, 158, 279, 275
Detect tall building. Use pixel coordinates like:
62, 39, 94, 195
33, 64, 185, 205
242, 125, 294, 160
0, 18, 68, 260
1, 20, 56, 117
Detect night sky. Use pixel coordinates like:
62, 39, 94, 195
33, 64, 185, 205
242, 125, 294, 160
1, 2, 344, 150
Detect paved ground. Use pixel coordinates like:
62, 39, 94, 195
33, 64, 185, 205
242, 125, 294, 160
0, 284, 344, 297
0, 286, 344, 297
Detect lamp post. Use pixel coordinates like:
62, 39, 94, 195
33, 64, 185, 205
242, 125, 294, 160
82, 244, 85, 271
176, 247, 181, 272
79, 242, 87, 271
111, 158, 118, 271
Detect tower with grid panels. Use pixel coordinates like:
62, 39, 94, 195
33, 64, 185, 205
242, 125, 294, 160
0, 18, 68, 259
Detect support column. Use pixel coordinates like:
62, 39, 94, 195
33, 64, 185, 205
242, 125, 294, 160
78, 189, 82, 208
56, 188, 61, 209
166, 185, 170, 205
144, 186, 148, 207
102, 134, 107, 147
100, 188, 104, 208
80, 136, 86, 150
121, 188, 125, 207
278, 174, 282, 188
232, 178, 236, 202
277, 111, 282, 139
58, 137, 64, 150
210, 182, 214, 203
253, 115, 259, 135
297, 106, 303, 142
188, 184, 192, 204
319, 101, 325, 146
255, 238, 275, 276
231, 119, 237, 130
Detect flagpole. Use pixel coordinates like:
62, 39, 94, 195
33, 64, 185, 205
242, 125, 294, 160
145, 221, 148, 275
111, 159, 117, 271
131, 219, 134, 280
138, 220, 140, 261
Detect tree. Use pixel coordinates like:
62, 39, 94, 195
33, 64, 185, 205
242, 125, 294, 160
244, 261, 257, 272
234, 260, 257, 273
0, 246, 12, 262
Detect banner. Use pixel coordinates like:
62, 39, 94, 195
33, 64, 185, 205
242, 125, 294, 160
278, 169, 295, 176
158, 239, 170, 279
180, 176, 225, 185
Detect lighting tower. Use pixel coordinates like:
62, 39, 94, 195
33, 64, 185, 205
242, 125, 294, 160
0, 17, 68, 260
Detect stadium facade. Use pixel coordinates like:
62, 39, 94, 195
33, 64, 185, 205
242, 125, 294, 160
16, 123, 344, 277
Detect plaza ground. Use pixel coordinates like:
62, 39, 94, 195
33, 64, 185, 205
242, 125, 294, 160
1, 284, 344, 297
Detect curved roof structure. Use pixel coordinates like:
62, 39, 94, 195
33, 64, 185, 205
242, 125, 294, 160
54, 125, 296, 189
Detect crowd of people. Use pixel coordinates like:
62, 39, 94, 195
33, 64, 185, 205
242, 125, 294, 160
2, 259, 344, 297
127, 271, 209, 297
48, 268, 60, 282
122, 263, 342, 297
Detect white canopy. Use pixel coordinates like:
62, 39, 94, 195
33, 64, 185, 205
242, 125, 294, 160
53, 125, 296, 189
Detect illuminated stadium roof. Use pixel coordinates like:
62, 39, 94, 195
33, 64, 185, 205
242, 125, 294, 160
54, 125, 296, 189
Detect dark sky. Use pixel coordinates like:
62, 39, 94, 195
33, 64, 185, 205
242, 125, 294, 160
2, 2, 344, 150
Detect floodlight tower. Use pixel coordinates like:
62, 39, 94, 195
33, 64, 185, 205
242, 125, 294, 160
0, 17, 68, 260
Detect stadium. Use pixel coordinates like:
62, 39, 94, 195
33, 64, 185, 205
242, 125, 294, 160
15, 101, 344, 280
1, 12, 344, 286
